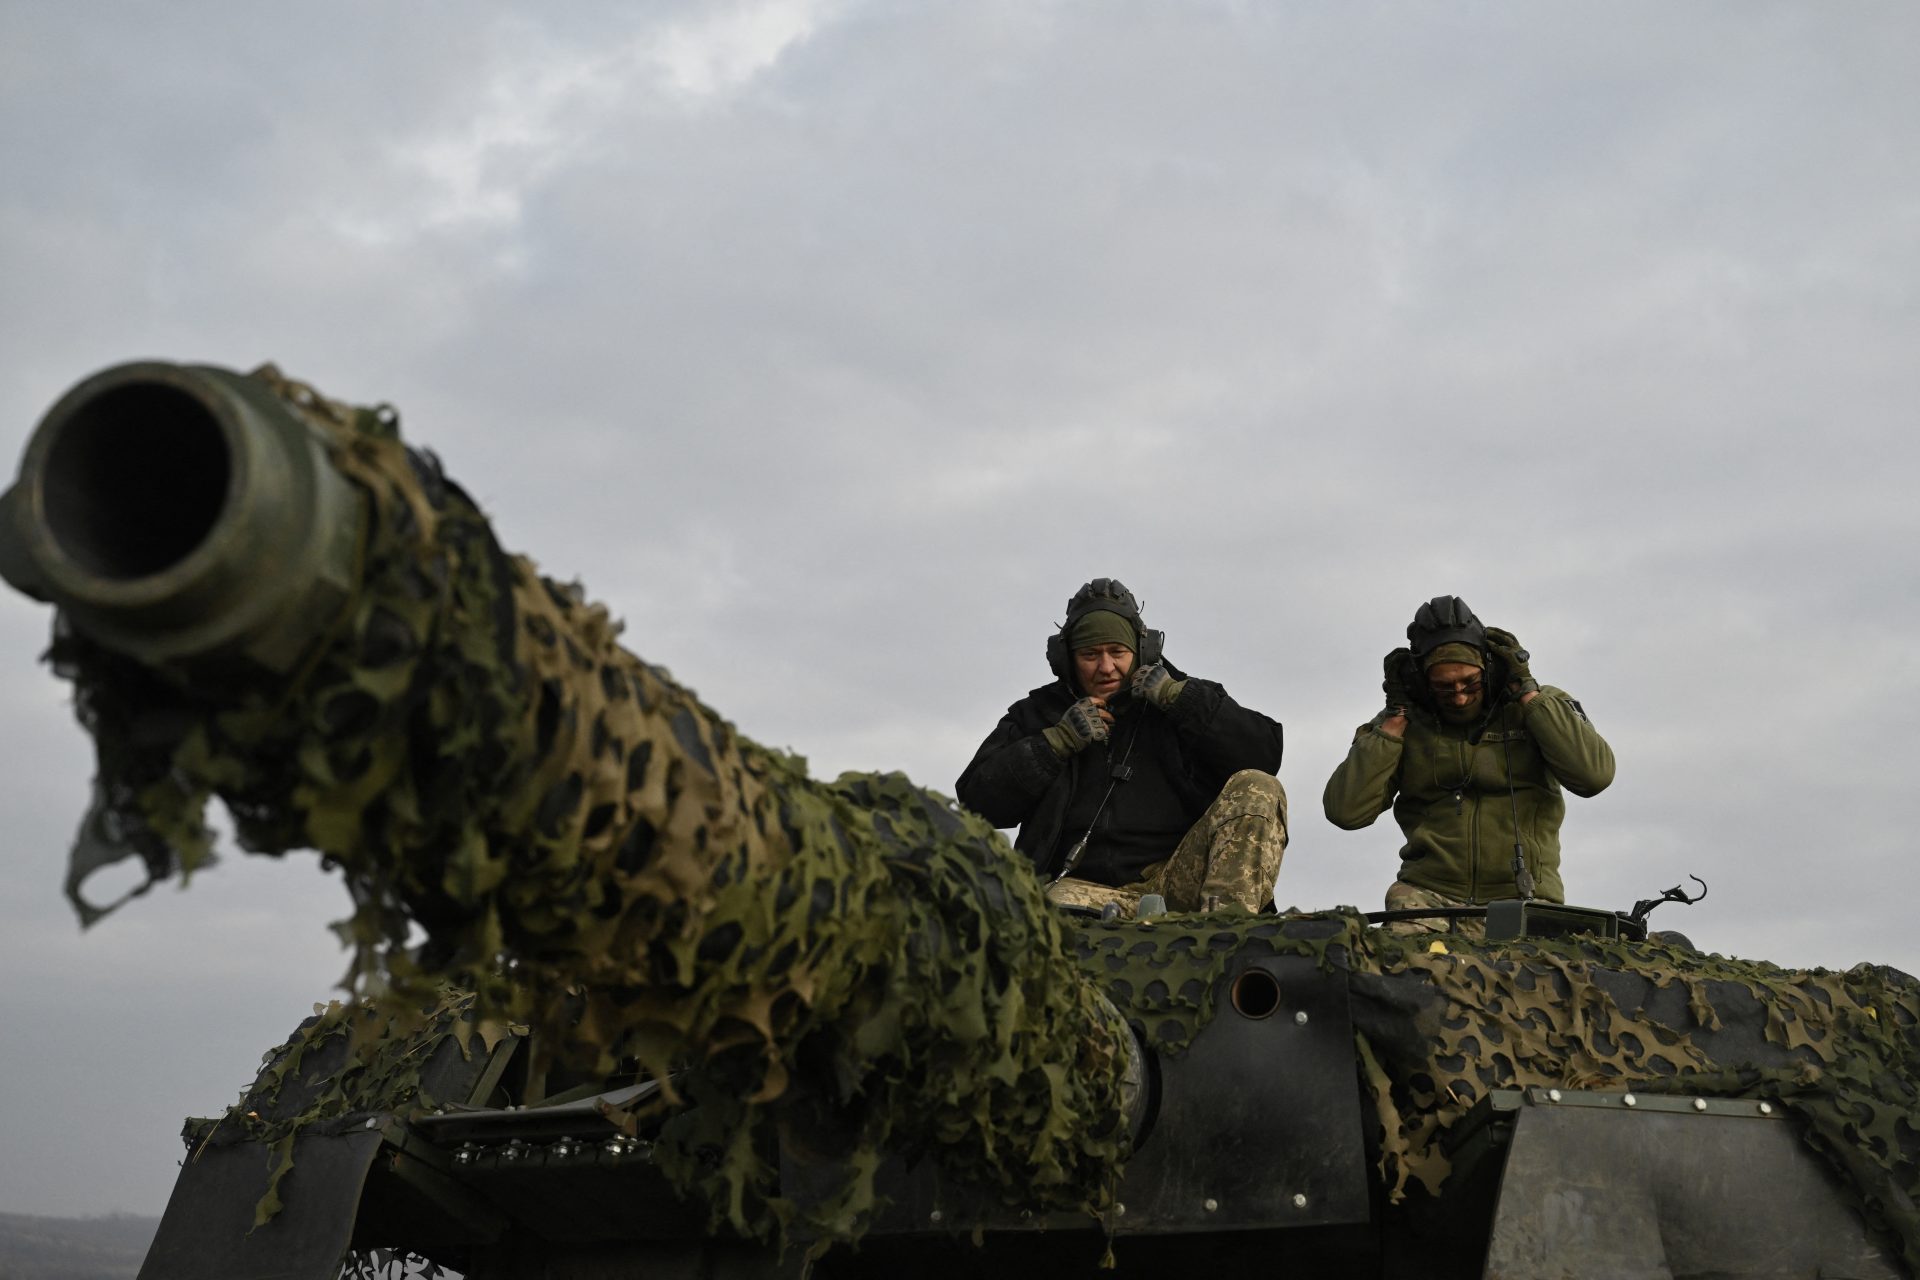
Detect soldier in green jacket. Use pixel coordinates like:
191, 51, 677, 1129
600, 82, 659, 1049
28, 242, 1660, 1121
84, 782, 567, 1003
1322, 596, 1614, 932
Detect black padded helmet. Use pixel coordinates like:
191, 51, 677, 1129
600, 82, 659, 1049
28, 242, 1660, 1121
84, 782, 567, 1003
1406, 594, 1486, 660
1046, 578, 1165, 682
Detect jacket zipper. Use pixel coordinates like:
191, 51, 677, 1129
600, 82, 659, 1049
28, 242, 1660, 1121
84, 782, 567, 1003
1462, 738, 1479, 903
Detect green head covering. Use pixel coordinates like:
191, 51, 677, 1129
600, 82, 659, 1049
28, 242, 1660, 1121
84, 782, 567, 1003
1069, 610, 1137, 653
1422, 642, 1485, 671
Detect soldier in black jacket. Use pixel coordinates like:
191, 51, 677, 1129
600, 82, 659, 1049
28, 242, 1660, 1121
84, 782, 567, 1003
956, 579, 1286, 916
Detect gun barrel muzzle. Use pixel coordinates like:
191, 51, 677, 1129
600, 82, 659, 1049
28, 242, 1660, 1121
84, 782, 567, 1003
0, 361, 363, 669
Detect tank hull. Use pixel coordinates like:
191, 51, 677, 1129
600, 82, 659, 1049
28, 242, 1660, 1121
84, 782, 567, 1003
141, 918, 1906, 1280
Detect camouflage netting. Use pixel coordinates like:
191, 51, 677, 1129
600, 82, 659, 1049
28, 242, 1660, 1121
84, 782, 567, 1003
1362, 928, 1920, 1271
1073, 908, 1920, 1272
197, 991, 497, 1230
33, 366, 1920, 1267
47, 368, 1131, 1245
1072, 912, 1358, 1052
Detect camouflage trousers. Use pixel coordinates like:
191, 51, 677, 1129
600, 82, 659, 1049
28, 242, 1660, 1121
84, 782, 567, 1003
1380, 880, 1486, 941
1045, 770, 1288, 918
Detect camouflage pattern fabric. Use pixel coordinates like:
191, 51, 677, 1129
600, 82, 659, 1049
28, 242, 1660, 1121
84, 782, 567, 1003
1154, 769, 1287, 913
42, 367, 1133, 1247
1045, 876, 1138, 915
1380, 879, 1486, 940
205, 991, 500, 1230
1045, 770, 1287, 918
1072, 911, 1358, 1052
1079, 909, 1920, 1271
1360, 928, 1920, 1271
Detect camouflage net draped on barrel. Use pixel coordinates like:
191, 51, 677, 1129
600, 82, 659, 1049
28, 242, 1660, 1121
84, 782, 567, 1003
1078, 910, 1920, 1271
47, 368, 1132, 1243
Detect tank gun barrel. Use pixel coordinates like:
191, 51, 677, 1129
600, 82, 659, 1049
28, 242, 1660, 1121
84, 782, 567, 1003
1, 360, 1139, 1245
0, 361, 362, 670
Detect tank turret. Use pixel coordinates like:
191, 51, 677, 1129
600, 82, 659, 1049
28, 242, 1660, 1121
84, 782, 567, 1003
5, 363, 1916, 1280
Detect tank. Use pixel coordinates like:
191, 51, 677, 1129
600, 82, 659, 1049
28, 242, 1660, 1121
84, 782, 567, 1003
2, 362, 1915, 1280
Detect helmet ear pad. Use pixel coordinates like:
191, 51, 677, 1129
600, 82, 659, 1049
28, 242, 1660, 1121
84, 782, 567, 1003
1136, 628, 1165, 666
1046, 627, 1165, 686
1046, 630, 1071, 684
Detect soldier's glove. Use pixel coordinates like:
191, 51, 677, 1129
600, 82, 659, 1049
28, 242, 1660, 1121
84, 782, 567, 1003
1043, 697, 1111, 757
1381, 647, 1416, 716
1484, 627, 1539, 696
1129, 662, 1185, 710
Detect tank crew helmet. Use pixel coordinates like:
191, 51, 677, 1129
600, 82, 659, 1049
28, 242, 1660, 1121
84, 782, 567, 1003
1046, 577, 1166, 683
1407, 595, 1487, 670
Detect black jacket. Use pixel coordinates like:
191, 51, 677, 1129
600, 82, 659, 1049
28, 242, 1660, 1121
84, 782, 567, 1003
955, 662, 1283, 886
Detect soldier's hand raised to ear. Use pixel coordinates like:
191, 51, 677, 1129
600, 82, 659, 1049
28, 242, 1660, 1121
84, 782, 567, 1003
1484, 627, 1538, 698
1129, 662, 1186, 710
1375, 647, 1416, 740
1043, 697, 1112, 757
1381, 647, 1417, 717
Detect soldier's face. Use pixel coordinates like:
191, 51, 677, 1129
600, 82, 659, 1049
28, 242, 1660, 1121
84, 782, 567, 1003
1427, 661, 1486, 724
1073, 643, 1135, 700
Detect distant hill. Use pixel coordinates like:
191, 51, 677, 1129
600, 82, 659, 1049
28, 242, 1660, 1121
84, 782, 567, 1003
0, 1212, 156, 1280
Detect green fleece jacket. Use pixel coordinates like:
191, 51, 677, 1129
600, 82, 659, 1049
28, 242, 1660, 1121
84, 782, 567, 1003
1321, 686, 1615, 904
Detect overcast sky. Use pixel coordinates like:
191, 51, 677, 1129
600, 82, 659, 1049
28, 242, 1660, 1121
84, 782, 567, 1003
2, 0, 1916, 1220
